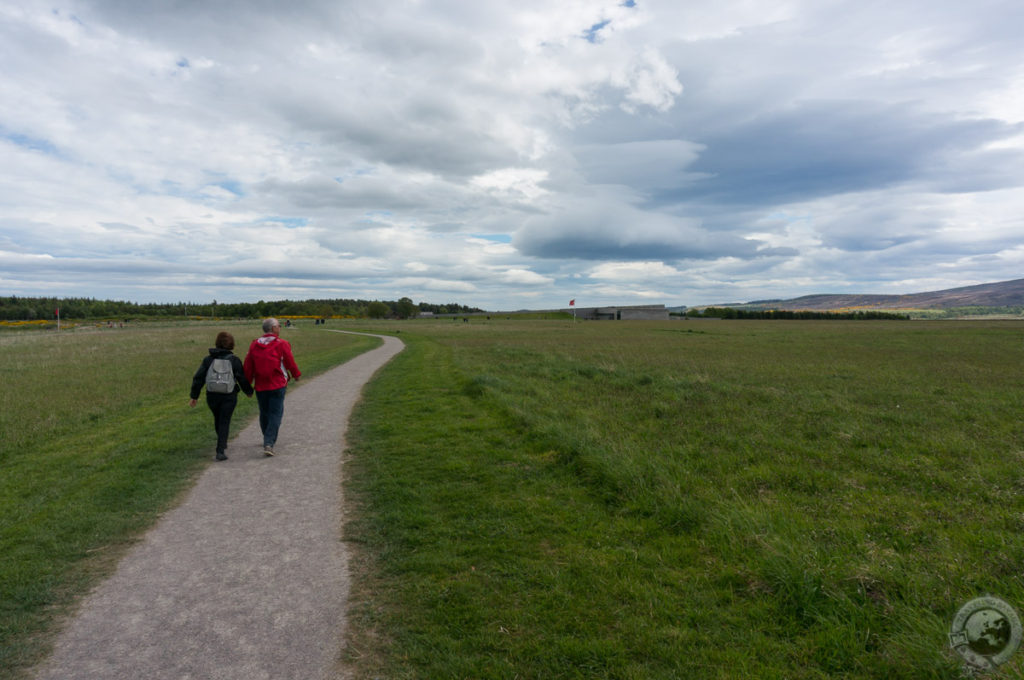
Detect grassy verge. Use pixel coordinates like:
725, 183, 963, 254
0, 321, 378, 678
343, 319, 1024, 678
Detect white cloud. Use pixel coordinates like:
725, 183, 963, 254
588, 261, 684, 281
470, 168, 550, 200
498, 268, 553, 286
1, 0, 1022, 310
616, 48, 683, 113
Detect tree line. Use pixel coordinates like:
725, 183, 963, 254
0, 296, 483, 321
688, 307, 910, 320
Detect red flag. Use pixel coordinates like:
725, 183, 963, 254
54, 307, 59, 317
569, 299, 575, 306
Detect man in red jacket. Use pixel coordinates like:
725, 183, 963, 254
243, 318, 301, 456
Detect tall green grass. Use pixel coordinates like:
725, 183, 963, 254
0, 321, 378, 678
343, 319, 1024, 678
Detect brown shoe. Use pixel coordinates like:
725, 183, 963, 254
263, 445, 274, 457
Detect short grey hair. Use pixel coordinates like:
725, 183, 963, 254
262, 318, 279, 333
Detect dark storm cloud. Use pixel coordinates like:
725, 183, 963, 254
646, 101, 1024, 209
513, 200, 763, 261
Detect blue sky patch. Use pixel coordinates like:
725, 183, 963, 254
2, 128, 60, 156
211, 180, 244, 196
472, 233, 512, 243
583, 19, 611, 43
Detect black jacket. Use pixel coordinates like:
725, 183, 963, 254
190, 348, 254, 399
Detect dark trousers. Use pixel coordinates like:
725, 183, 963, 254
206, 391, 239, 454
256, 387, 287, 447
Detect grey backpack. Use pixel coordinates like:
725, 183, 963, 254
205, 357, 236, 394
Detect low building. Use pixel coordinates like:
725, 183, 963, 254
568, 304, 670, 320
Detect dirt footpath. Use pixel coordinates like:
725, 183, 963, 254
32, 332, 403, 680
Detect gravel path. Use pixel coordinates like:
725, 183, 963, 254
32, 332, 404, 680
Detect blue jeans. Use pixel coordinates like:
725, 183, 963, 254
256, 387, 287, 447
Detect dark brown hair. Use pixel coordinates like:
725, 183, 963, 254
214, 331, 235, 350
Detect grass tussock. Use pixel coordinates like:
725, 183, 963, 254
0, 321, 377, 678
343, 319, 1024, 679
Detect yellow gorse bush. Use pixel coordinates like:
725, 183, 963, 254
0, 319, 51, 326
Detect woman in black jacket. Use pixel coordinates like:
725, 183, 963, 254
189, 331, 254, 460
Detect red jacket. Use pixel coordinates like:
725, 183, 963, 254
243, 333, 301, 391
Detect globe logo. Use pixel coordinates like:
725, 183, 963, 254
966, 608, 1012, 655
950, 597, 1022, 671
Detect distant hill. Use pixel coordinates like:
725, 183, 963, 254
725, 278, 1024, 312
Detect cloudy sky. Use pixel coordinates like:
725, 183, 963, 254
2, 0, 1023, 309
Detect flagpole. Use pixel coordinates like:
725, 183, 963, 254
56, 307, 60, 332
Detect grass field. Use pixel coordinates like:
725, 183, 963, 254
0, 321, 378, 678
342, 318, 1024, 679
4, 318, 1024, 678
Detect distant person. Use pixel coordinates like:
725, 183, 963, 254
243, 318, 301, 456
189, 331, 254, 460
